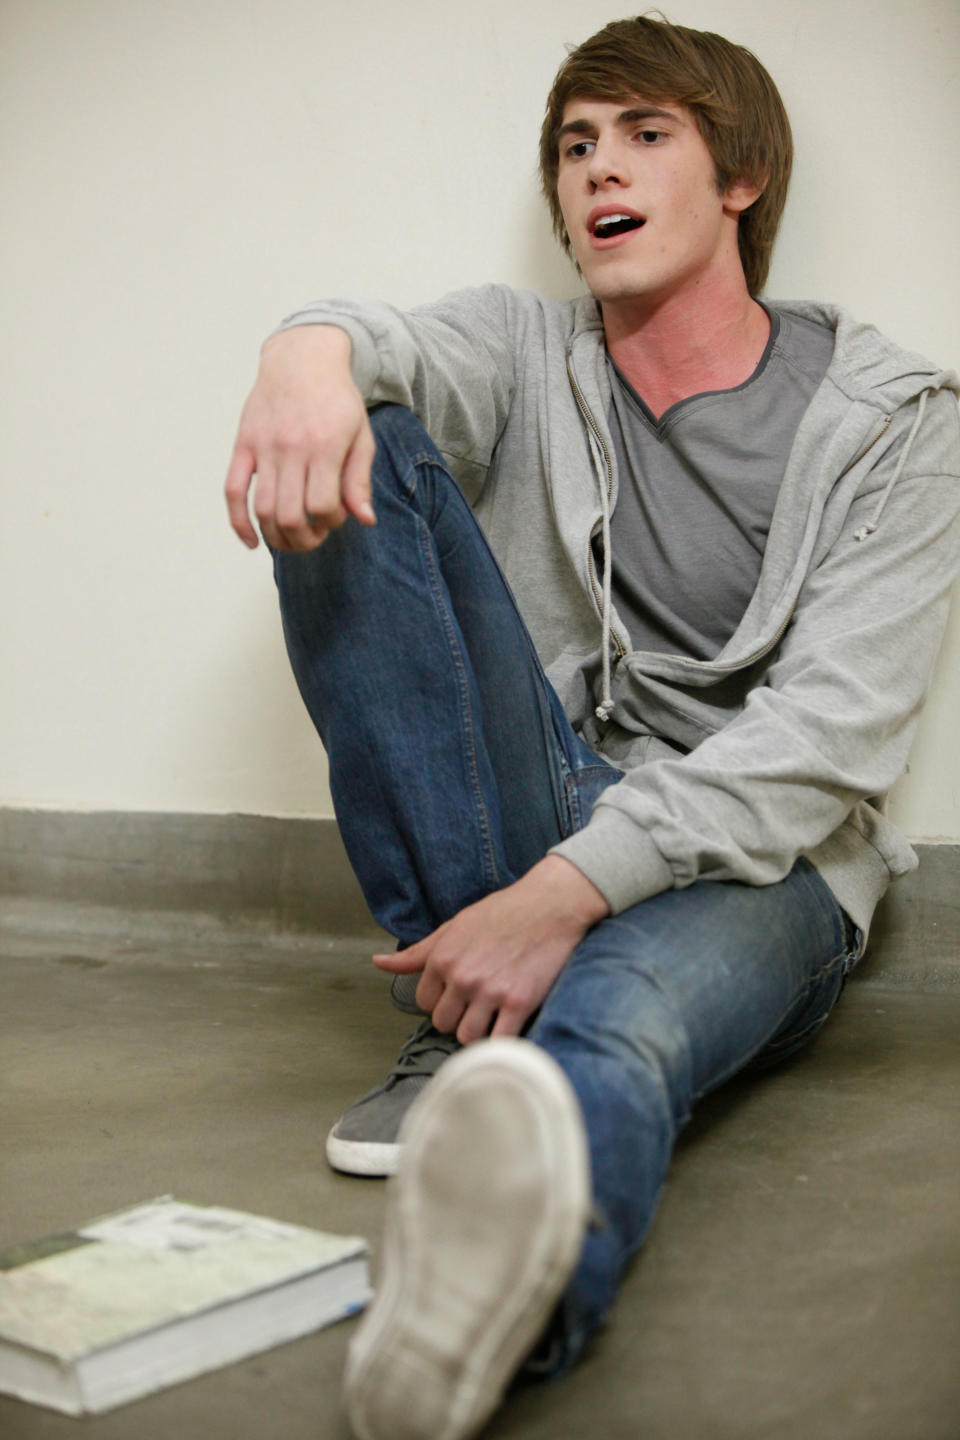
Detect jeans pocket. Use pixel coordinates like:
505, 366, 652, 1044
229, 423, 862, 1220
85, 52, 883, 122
564, 762, 624, 836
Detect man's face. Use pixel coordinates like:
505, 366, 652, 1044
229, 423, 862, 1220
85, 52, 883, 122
555, 97, 748, 313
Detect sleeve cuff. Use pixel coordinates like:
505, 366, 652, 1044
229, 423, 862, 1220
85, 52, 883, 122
549, 809, 674, 915
271, 314, 382, 399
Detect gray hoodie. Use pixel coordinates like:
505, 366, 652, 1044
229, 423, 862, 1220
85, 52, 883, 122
277, 286, 960, 936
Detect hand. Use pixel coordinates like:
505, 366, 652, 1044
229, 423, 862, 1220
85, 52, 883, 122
224, 325, 377, 551
373, 856, 610, 1045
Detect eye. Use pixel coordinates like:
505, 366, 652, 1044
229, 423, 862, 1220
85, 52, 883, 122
565, 139, 596, 160
636, 128, 664, 144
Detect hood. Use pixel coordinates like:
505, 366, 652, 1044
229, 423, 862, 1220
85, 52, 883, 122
773, 300, 960, 412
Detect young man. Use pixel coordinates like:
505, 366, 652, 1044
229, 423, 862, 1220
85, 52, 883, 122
225, 16, 960, 1440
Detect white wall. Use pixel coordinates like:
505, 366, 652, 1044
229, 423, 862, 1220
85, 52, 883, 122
2, 0, 958, 836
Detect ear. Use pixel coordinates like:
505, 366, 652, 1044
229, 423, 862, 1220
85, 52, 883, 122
723, 175, 765, 216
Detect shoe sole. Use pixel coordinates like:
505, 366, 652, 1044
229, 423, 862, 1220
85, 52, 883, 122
326, 1131, 400, 1177
343, 1038, 590, 1440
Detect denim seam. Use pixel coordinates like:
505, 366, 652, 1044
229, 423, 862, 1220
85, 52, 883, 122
562, 767, 580, 834
690, 878, 849, 1098
410, 442, 579, 857
752, 949, 848, 1059
409, 460, 504, 893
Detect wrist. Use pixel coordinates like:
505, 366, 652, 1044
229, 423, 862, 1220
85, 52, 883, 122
261, 323, 352, 368
530, 855, 610, 926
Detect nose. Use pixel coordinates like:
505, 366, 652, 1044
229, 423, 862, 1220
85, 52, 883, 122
586, 133, 628, 189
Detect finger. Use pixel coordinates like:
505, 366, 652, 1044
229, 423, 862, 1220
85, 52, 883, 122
415, 967, 445, 1016
251, 458, 287, 552
456, 997, 496, 1046
372, 949, 426, 973
489, 1004, 527, 1040
304, 457, 349, 535
224, 444, 259, 549
274, 455, 328, 551
430, 984, 467, 1037
340, 418, 377, 526
303, 516, 329, 547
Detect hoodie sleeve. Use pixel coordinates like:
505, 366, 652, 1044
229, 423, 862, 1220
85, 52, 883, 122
273, 286, 522, 502
552, 385, 960, 914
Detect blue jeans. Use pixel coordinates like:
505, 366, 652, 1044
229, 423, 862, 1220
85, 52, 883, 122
274, 406, 861, 1372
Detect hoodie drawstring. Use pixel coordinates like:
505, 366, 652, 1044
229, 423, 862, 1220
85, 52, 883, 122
586, 423, 616, 722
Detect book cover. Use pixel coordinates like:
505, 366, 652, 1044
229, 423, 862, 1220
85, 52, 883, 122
0, 1197, 371, 1415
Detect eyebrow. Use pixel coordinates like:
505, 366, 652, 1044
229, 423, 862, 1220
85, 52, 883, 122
556, 106, 680, 143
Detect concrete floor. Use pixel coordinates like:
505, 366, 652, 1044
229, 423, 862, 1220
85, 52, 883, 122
1, 896, 959, 1440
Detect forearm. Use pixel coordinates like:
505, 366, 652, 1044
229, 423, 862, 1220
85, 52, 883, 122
270, 287, 520, 475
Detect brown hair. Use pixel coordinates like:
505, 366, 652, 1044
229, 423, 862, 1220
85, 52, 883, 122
538, 15, 792, 296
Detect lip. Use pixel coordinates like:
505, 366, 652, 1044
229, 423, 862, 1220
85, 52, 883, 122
586, 204, 647, 250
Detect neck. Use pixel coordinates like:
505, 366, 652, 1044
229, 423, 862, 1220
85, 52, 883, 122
602, 281, 770, 420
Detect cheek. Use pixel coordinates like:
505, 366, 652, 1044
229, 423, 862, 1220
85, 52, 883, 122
678, 195, 720, 249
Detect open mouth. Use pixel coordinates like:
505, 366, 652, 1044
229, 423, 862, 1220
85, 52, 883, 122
591, 213, 646, 240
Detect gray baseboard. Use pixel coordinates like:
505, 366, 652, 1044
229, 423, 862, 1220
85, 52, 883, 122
1, 808, 956, 983
0, 809, 383, 940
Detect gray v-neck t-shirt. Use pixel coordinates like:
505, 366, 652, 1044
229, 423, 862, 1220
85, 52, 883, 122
599, 306, 835, 660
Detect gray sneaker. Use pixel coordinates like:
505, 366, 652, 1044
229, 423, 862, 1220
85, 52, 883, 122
389, 971, 428, 1016
325, 1020, 461, 1177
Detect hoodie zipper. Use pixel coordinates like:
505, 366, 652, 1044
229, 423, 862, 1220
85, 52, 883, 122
566, 354, 628, 663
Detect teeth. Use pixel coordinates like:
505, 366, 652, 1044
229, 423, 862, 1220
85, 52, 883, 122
593, 213, 643, 236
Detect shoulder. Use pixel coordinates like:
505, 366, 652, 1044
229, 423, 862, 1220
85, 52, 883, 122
768, 299, 960, 417
412, 284, 600, 346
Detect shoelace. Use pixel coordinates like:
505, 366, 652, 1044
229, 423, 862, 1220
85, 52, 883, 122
388, 1019, 460, 1081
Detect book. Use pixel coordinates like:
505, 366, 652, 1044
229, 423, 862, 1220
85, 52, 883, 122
0, 1196, 371, 1415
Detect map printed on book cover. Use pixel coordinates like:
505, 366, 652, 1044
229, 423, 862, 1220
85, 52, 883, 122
0, 1197, 371, 1415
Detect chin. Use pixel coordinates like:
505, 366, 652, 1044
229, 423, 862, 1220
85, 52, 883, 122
583, 272, 650, 305
575, 254, 641, 301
